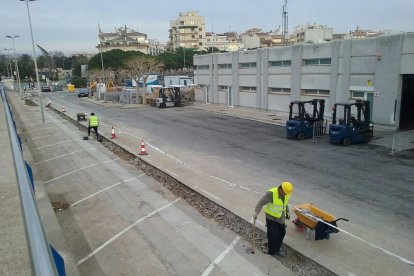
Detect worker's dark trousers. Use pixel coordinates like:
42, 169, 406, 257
88, 126, 99, 139
266, 217, 285, 255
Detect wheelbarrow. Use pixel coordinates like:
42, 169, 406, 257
77, 112, 87, 122
292, 203, 348, 240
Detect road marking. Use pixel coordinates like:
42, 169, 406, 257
31, 139, 73, 150
70, 177, 137, 208
21, 126, 56, 134
28, 133, 63, 140
35, 148, 96, 164
43, 158, 119, 184
165, 169, 178, 178
199, 188, 221, 201
113, 129, 266, 195
77, 198, 180, 266
201, 235, 241, 276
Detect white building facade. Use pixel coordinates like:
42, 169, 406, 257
193, 33, 414, 130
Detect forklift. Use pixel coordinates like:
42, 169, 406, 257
156, 87, 182, 108
286, 99, 326, 140
329, 100, 374, 146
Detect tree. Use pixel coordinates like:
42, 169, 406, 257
88, 49, 144, 71
124, 55, 163, 104
72, 55, 89, 77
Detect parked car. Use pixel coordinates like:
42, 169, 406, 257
41, 84, 52, 92
77, 88, 89, 98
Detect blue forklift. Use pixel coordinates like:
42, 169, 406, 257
286, 99, 326, 140
329, 100, 374, 146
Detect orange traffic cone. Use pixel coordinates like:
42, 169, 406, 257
62, 105, 65, 112
111, 126, 116, 139
139, 139, 148, 155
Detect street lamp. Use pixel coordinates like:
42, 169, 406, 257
21, 0, 44, 123
5, 35, 23, 99
3, 48, 12, 77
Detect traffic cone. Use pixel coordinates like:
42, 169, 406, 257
62, 105, 65, 112
139, 139, 148, 155
111, 126, 116, 139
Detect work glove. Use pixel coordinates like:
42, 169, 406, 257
253, 213, 258, 220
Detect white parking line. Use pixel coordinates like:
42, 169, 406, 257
29, 133, 63, 140
77, 198, 180, 266
201, 235, 241, 276
22, 126, 56, 134
32, 139, 73, 150
35, 148, 96, 164
199, 188, 221, 201
70, 177, 137, 208
43, 158, 119, 184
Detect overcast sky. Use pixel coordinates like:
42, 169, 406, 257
1, 0, 413, 56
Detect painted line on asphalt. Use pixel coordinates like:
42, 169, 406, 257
199, 188, 221, 201
22, 125, 56, 134
43, 158, 120, 184
77, 198, 181, 266
201, 235, 241, 276
70, 177, 137, 208
35, 148, 96, 164
120, 130, 264, 194
31, 139, 73, 150
29, 133, 63, 140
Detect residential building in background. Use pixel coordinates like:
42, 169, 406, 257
169, 11, 206, 51
292, 24, 333, 44
98, 25, 164, 55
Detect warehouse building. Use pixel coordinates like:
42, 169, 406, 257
193, 33, 414, 130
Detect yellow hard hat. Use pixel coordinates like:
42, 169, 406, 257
281, 182, 293, 195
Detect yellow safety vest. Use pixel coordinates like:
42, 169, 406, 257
89, 116, 99, 127
264, 187, 290, 218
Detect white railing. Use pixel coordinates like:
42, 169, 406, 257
391, 130, 414, 155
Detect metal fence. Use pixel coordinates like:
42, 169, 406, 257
312, 120, 328, 141
1, 87, 59, 276
391, 130, 414, 155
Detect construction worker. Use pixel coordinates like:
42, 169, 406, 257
253, 182, 293, 257
88, 112, 99, 139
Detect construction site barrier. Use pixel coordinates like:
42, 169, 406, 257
1, 87, 63, 276
391, 130, 414, 155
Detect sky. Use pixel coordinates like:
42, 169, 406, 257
1, 0, 413, 56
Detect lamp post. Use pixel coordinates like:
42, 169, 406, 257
6, 35, 23, 99
3, 48, 12, 77
21, 0, 44, 122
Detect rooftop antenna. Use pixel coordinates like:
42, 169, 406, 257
282, 0, 289, 45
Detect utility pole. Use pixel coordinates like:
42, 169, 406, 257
282, 0, 289, 45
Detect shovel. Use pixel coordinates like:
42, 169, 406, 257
248, 218, 256, 254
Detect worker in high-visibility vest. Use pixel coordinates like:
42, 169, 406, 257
88, 112, 99, 139
253, 182, 293, 257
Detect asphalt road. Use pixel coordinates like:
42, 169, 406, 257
45, 91, 414, 275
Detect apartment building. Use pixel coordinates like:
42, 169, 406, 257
169, 11, 206, 50
293, 24, 333, 44
193, 33, 414, 130
98, 25, 163, 55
